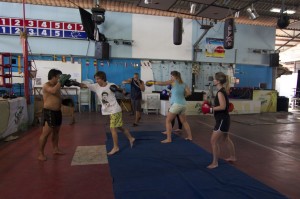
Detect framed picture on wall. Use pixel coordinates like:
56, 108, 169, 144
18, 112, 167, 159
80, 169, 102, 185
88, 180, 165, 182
36, 78, 42, 86
205, 38, 225, 58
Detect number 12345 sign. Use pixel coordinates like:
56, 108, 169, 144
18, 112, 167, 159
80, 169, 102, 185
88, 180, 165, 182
0, 17, 87, 39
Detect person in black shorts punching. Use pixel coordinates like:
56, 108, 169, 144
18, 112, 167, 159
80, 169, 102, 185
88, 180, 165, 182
202, 72, 236, 169
38, 69, 71, 161
122, 73, 145, 126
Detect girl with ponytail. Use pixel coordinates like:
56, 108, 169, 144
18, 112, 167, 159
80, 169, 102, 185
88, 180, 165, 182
207, 72, 236, 169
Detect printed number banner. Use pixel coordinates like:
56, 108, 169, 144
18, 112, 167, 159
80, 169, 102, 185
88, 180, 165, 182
0, 17, 87, 40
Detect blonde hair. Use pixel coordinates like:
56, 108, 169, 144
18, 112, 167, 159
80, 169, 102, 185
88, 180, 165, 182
215, 72, 230, 94
171, 70, 183, 84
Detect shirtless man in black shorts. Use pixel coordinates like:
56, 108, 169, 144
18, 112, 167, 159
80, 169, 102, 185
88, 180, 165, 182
38, 69, 70, 161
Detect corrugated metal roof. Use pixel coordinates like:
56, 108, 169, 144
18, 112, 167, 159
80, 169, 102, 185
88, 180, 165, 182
1, 0, 300, 50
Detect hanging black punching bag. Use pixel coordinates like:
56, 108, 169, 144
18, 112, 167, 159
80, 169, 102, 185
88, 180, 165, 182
277, 15, 290, 29
173, 17, 182, 45
224, 18, 234, 49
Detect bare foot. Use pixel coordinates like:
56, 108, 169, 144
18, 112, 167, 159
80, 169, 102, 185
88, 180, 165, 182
53, 150, 65, 155
107, 147, 119, 155
174, 129, 182, 132
225, 157, 237, 162
207, 163, 218, 169
161, 131, 167, 135
161, 139, 172, 143
130, 138, 135, 148
38, 154, 47, 161
173, 130, 182, 135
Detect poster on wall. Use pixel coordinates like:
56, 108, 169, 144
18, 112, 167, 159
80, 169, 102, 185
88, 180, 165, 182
205, 38, 225, 58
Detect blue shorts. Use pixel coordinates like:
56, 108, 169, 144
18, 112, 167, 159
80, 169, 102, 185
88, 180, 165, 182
169, 103, 186, 115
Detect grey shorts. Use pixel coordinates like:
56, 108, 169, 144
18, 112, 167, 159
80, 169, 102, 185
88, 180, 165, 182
131, 100, 142, 112
169, 103, 186, 115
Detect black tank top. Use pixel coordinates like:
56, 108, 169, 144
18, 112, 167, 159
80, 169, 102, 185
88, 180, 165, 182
214, 87, 229, 119
130, 78, 142, 100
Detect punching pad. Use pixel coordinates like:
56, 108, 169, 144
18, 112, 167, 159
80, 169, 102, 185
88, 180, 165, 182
173, 17, 182, 45
224, 18, 234, 49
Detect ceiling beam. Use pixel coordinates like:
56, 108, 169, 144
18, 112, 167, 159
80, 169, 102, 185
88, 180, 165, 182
276, 35, 300, 38
276, 32, 300, 51
276, 38, 300, 42
275, 44, 296, 47
255, 0, 300, 8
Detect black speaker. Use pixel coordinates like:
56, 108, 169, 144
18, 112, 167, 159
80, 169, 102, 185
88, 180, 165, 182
95, 42, 110, 60
186, 92, 204, 101
270, 53, 279, 67
173, 17, 182, 45
296, 70, 300, 98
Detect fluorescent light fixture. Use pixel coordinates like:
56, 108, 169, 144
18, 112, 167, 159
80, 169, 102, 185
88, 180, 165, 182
246, 5, 259, 20
270, 8, 296, 14
190, 3, 196, 14
144, 0, 150, 4
270, 8, 281, 12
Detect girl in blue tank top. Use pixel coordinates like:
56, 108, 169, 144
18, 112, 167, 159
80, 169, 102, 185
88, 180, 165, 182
153, 71, 193, 143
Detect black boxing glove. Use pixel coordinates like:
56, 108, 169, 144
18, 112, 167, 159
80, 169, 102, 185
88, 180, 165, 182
110, 85, 123, 93
64, 79, 81, 87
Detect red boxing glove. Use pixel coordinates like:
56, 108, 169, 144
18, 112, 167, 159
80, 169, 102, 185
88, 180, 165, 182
202, 103, 213, 114
228, 102, 234, 112
202, 100, 210, 105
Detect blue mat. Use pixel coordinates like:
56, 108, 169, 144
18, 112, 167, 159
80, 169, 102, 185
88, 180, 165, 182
106, 131, 287, 199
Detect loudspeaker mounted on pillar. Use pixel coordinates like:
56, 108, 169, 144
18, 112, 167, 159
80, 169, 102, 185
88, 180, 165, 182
173, 17, 183, 45
269, 53, 279, 67
224, 18, 234, 49
296, 70, 300, 98
95, 42, 110, 60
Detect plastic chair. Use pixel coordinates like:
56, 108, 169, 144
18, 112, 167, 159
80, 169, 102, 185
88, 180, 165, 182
79, 79, 93, 112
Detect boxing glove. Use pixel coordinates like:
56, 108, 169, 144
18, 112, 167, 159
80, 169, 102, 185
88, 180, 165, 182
110, 85, 123, 93
64, 79, 81, 87
202, 103, 213, 114
202, 100, 211, 106
59, 74, 71, 87
145, 80, 156, 87
167, 84, 172, 90
228, 102, 234, 112
161, 89, 168, 96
